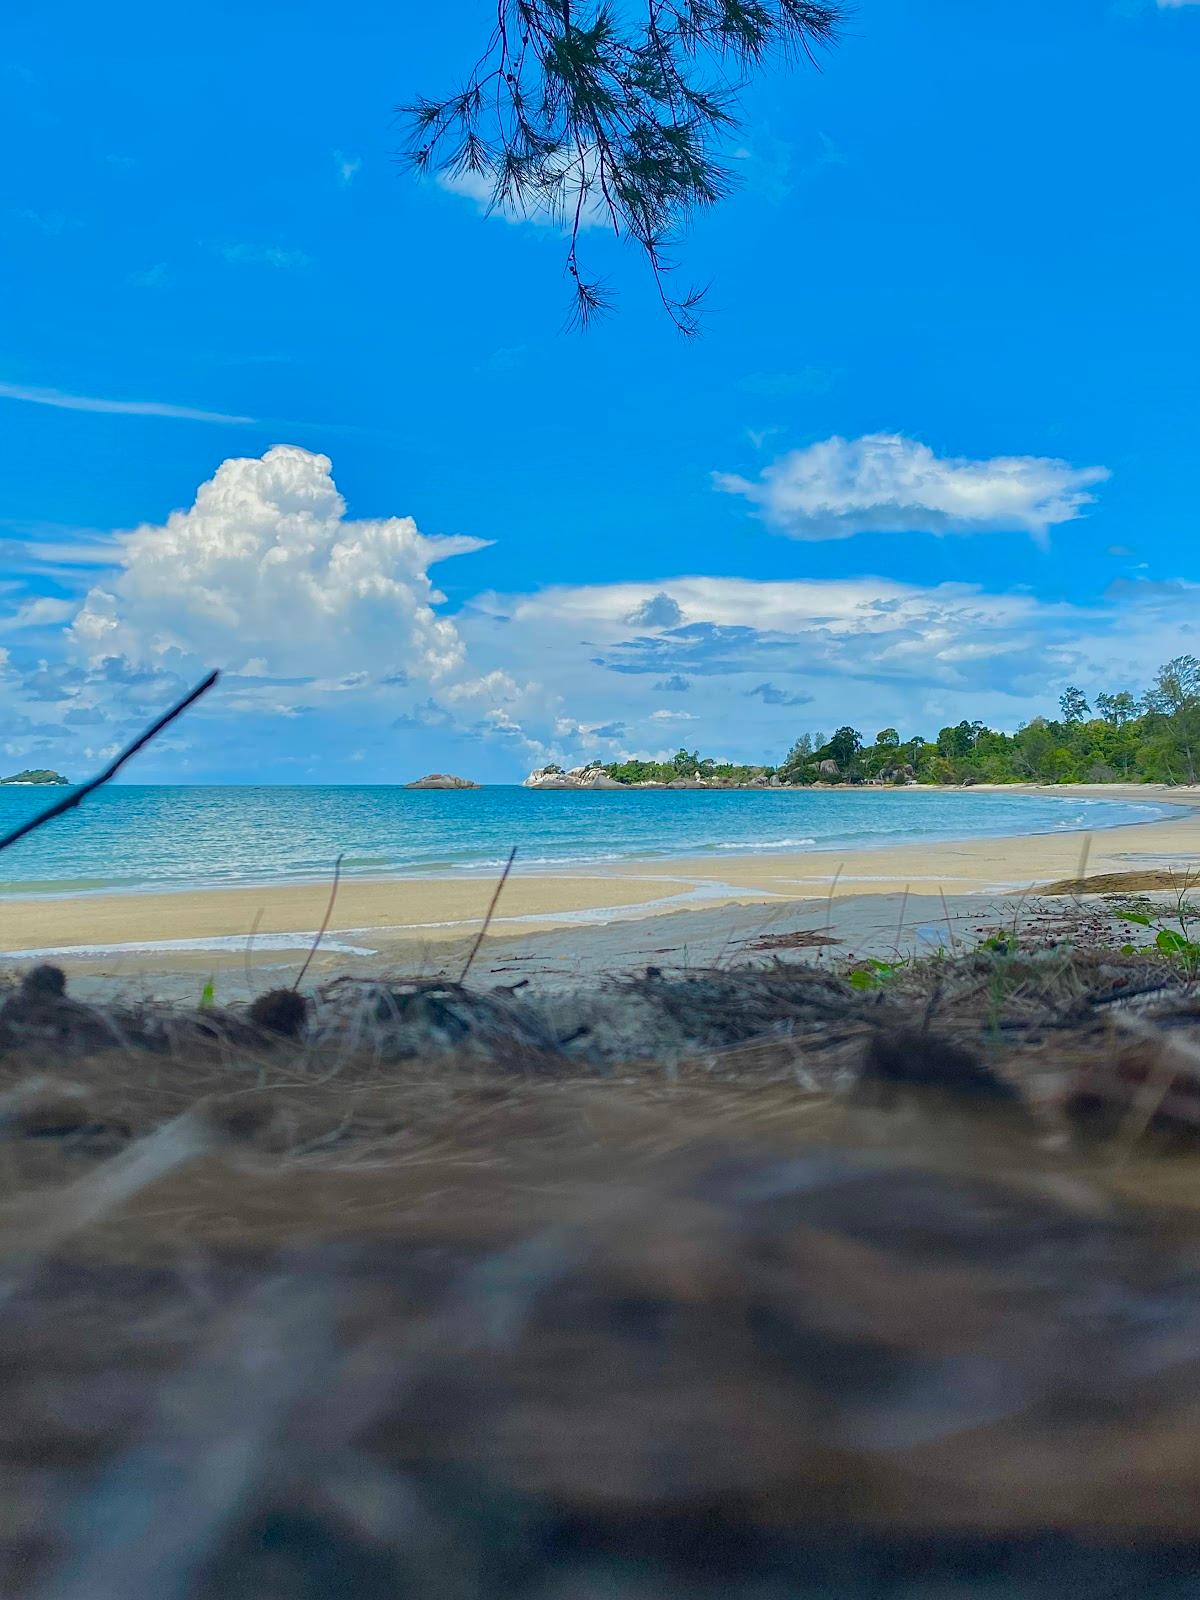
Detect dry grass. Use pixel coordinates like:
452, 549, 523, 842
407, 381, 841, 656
4, 949, 1200, 1595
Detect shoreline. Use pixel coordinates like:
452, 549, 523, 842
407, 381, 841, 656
0, 783, 1182, 905
1, 784, 1199, 986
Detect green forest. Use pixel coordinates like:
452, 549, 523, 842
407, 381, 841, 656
602, 655, 1200, 788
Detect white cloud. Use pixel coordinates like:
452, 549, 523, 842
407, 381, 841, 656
452, 564, 1200, 769
6, 441, 1195, 781
69, 445, 489, 684
444, 669, 523, 704
437, 149, 609, 231
1, 597, 75, 632
481, 574, 1084, 693
1157, 1, 1199, 8
626, 591, 683, 628
715, 433, 1109, 541
0, 380, 253, 425
334, 151, 362, 185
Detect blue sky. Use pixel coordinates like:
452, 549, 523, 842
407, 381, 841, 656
2, 0, 1198, 782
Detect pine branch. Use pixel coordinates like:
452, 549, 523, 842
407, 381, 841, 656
400, 0, 845, 329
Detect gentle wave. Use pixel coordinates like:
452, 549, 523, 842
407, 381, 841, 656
0, 784, 1177, 896
714, 837, 818, 851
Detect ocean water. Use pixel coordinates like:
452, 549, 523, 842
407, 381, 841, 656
0, 784, 1170, 897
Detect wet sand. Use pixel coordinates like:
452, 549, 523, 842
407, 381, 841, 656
2, 783, 1199, 996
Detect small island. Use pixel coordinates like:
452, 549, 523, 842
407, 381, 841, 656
405, 773, 481, 790
0, 768, 70, 787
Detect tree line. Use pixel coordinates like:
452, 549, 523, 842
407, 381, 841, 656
598, 656, 1200, 787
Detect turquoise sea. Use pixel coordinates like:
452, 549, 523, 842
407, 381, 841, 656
0, 784, 1172, 897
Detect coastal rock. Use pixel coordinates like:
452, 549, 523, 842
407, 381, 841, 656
525, 765, 622, 790
405, 774, 480, 790
818, 759, 840, 778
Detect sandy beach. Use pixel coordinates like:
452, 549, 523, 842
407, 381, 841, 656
2, 783, 1199, 997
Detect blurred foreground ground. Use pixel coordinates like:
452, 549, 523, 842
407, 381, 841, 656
3, 924, 1200, 1597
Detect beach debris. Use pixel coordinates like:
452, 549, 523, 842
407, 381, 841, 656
859, 1028, 1022, 1106
532, 966, 867, 1067
0, 965, 132, 1056
743, 929, 841, 951
314, 977, 567, 1068
21, 964, 67, 1000
249, 988, 309, 1039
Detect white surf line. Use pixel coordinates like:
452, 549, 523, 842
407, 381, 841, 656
485, 880, 794, 928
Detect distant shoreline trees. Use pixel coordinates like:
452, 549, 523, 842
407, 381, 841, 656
597, 656, 1200, 787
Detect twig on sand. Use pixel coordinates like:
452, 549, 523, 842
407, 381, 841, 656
939, 886, 959, 956
293, 853, 345, 991
243, 907, 264, 998
1068, 834, 1093, 917
0, 670, 219, 856
460, 846, 518, 983
823, 863, 843, 942
892, 884, 911, 962
1010, 878, 1039, 944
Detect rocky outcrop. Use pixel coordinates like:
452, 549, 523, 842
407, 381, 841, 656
524, 765, 623, 790
405, 774, 480, 790
526, 766, 787, 791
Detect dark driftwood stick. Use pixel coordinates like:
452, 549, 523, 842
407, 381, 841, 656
293, 852, 345, 989
0, 669, 220, 857
460, 846, 518, 983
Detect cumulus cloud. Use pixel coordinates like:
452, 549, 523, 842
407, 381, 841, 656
655, 674, 690, 692
715, 433, 1109, 541
444, 669, 523, 704
69, 445, 489, 685
625, 591, 683, 628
